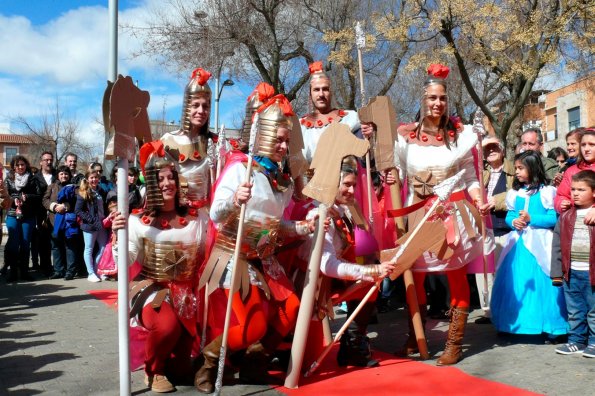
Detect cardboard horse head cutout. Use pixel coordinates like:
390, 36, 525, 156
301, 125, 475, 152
104, 75, 152, 161
302, 122, 370, 205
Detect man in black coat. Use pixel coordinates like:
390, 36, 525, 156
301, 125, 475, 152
31, 151, 56, 276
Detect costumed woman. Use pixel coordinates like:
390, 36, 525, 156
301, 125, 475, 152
388, 64, 492, 365
196, 95, 316, 393
112, 141, 208, 393
304, 155, 396, 367
161, 67, 215, 208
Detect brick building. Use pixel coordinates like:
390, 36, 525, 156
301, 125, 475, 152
541, 73, 595, 151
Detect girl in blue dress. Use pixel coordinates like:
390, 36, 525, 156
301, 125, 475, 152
491, 150, 567, 336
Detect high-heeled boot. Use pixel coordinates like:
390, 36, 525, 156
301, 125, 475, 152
436, 307, 468, 366
194, 335, 223, 393
395, 305, 427, 357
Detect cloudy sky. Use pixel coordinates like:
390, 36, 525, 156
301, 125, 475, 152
0, 0, 249, 156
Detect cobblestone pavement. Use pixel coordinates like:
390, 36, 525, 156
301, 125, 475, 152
1, 266, 593, 395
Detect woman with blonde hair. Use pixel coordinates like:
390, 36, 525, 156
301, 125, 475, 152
75, 170, 107, 282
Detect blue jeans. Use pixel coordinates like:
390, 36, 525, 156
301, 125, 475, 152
5, 215, 35, 274
82, 229, 107, 276
564, 269, 595, 345
51, 229, 79, 276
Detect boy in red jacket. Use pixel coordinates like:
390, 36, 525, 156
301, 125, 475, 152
551, 170, 595, 357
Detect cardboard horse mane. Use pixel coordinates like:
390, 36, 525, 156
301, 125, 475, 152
103, 75, 152, 161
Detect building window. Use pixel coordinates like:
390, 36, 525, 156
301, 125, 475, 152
568, 106, 580, 130
4, 147, 18, 166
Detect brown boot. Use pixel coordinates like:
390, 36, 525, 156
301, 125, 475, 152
194, 335, 223, 393
436, 307, 469, 366
395, 305, 427, 357
239, 342, 269, 384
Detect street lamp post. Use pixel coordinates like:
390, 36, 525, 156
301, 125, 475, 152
213, 69, 234, 135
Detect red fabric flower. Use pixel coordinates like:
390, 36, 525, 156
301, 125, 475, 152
308, 61, 324, 75
317, 120, 323, 126
160, 219, 170, 229
179, 217, 187, 226
306, 121, 312, 127
230, 139, 239, 149
328, 117, 333, 123
188, 208, 198, 216
436, 135, 443, 141
427, 64, 450, 79
448, 130, 456, 137
193, 150, 201, 159
179, 154, 186, 161
141, 216, 151, 225
338, 109, 346, 117
409, 132, 417, 139
191, 68, 212, 85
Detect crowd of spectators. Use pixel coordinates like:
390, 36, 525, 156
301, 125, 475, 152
0, 151, 144, 283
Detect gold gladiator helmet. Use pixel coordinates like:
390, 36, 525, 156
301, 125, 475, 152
241, 83, 275, 145
180, 68, 212, 133
140, 141, 178, 210
253, 94, 294, 158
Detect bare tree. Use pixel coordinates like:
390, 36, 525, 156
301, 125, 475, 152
11, 100, 95, 167
125, 0, 408, 109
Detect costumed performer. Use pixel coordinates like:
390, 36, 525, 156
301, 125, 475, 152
161, 67, 215, 208
112, 141, 208, 393
195, 95, 318, 393
303, 155, 395, 368
388, 64, 492, 365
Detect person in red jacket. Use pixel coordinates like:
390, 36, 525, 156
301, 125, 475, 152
555, 129, 595, 225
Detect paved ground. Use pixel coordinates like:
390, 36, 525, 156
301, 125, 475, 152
1, 261, 593, 395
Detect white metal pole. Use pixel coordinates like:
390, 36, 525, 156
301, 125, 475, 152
116, 162, 130, 396
108, 1, 131, 395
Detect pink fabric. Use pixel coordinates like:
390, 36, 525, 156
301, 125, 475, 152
554, 162, 595, 213
353, 163, 380, 255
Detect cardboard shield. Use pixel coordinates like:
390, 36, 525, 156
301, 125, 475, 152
358, 96, 397, 172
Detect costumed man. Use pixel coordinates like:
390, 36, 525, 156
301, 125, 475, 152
112, 141, 208, 393
388, 64, 493, 365
300, 61, 375, 163
196, 95, 318, 393
304, 155, 396, 367
298, 61, 380, 277
161, 67, 215, 208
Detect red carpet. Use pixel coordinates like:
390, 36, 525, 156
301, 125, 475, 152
271, 346, 541, 396
88, 289, 118, 309
88, 290, 540, 395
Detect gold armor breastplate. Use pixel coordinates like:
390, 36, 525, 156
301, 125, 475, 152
141, 238, 199, 282
215, 216, 281, 260
161, 132, 209, 164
